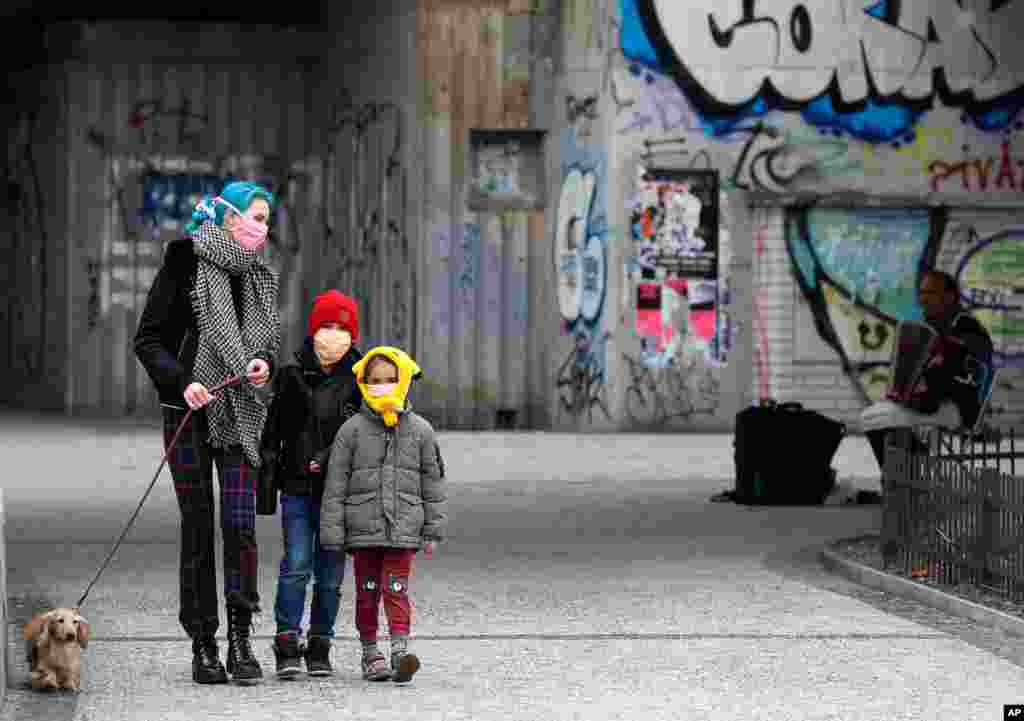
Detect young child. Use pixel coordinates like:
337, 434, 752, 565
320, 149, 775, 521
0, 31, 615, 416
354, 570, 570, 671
260, 290, 363, 678
320, 346, 448, 684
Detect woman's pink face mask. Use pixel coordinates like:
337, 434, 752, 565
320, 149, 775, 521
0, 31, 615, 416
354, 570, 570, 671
216, 197, 269, 251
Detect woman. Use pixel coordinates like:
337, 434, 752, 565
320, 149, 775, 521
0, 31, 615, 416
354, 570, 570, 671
134, 180, 281, 685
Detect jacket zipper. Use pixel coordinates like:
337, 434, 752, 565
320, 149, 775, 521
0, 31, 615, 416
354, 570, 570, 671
384, 429, 394, 540
163, 328, 192, 411
177, 327, 192, 363
310, 374, 323, 496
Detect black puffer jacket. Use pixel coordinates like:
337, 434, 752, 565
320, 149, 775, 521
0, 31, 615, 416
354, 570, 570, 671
260, 338, 363, 497
133, 238, 276, 407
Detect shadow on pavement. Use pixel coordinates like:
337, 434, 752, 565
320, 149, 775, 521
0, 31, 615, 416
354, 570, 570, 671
761, 543, 1024, 670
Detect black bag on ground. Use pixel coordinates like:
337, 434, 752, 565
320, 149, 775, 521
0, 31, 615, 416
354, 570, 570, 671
732, 401, 845, 505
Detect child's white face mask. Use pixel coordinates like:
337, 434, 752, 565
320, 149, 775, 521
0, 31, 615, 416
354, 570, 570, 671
313, 328, 352, 366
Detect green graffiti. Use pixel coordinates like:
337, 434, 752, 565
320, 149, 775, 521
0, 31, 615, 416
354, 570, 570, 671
781, 127, 864, 176
964, 244, 1024, 288
984, 315, 1024, 336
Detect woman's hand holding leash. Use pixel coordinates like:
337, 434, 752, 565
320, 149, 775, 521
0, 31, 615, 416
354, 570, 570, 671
246, 358, 270, 386
185, 366, 263, 409
184, 383, 213, 410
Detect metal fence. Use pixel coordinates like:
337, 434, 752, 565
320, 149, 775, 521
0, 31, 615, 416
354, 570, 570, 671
882, 426, 1024, 600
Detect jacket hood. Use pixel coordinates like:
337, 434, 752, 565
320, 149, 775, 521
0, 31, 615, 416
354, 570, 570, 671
351, 346, 422, 427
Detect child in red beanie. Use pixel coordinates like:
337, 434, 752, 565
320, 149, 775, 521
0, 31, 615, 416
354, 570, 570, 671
259, 290, 363, 678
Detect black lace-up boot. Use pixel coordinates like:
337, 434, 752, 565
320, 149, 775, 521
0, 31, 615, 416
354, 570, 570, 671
225, 593, 263, 684
191, 635, 228, 684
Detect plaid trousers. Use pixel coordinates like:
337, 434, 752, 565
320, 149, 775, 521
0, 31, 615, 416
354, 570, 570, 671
163, 405, 259, 638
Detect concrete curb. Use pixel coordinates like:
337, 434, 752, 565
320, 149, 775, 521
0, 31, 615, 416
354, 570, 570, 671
820, 545, 1024, 638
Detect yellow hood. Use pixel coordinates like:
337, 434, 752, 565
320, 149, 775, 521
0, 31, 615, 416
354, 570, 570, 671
351, 346, 422, 427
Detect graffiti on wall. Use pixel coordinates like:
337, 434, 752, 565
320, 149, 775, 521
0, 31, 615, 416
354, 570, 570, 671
787, 206, 941, 401
612, 0, 1024, 198
954, 225, 1024, 366
429, 214, 453, 344
930, 140, 1024, 193
630, 0, 1024, 140
787, 206, 1024, 403
555, 127, 611, 422
566, 94, 600, 140
128, 97, 209, 150
458, 221, 481, 312
622, 348, 719, 426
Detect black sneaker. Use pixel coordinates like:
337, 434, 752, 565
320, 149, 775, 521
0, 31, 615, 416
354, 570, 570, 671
304, 637, 333, 677
272, 633, 303, 679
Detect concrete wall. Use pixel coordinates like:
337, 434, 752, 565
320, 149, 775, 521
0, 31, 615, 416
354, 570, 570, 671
318, 0, 420, 378
321, 0, 564, 430
1, 488, 7, 707
555, 0, 1024, 431
0, 64, 70, 413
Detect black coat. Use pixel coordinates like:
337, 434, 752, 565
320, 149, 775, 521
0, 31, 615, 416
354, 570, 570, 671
260, 338, 363, 498
133, 238, 276, 407
913, 309, 994, 429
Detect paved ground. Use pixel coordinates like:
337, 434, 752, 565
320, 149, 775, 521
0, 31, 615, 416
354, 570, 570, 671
2, 409, 1023, 721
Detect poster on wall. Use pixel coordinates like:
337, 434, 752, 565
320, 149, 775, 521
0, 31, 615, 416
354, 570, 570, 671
142, 172, 225, 240
630, 167, 719, 280
633, 275, 721, 368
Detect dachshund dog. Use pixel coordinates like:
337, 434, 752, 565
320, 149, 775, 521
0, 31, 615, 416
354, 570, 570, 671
24, 608, 89, 691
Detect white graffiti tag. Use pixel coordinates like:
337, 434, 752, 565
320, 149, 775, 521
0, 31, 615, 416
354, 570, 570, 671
556, 167, 607, 324
650, 0, 1024, 107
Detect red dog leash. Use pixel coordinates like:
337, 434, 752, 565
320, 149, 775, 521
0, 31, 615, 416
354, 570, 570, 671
76, 375, 244, 609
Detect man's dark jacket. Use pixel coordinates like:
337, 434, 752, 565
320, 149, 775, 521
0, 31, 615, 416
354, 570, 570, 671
910, 306, 994, 428
259, 338, 363, 498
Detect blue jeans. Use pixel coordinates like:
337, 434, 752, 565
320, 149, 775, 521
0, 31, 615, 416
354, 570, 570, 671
273, 494, 345, 639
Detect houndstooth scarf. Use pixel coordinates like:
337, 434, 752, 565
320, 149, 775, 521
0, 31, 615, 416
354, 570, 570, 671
189, 221, 281, 468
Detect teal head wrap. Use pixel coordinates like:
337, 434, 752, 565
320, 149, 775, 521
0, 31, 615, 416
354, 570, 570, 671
185, 180, 276, 234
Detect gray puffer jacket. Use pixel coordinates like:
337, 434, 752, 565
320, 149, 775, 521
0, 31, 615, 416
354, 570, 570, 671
320, 402, 447, 551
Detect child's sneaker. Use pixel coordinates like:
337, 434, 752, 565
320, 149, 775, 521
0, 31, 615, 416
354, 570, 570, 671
362, 653, 392, 682
272, 633, 303, 679
304, 637, 333, 677
390, 651, 420, 684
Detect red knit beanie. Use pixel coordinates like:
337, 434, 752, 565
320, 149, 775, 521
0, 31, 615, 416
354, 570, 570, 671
308, 290, 359, 341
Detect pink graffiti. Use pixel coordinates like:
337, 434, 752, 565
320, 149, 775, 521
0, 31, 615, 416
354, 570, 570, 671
753, 221, 771, 401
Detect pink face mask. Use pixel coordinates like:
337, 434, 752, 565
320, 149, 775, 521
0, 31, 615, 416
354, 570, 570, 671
216, 197, 269, 251
366, 383, 399, 397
